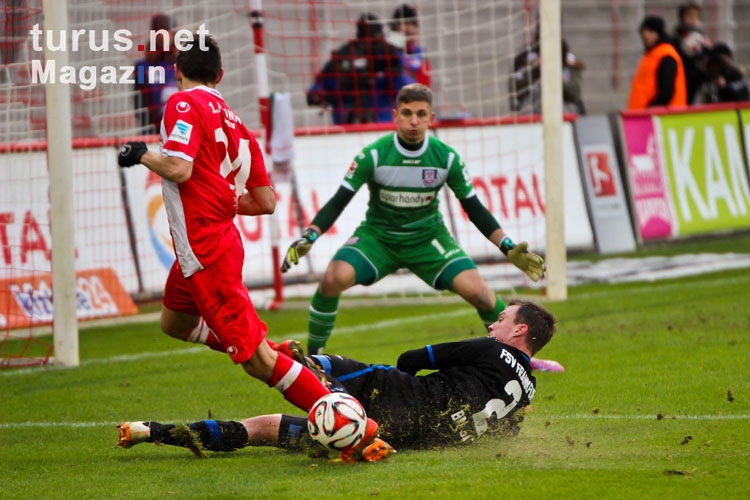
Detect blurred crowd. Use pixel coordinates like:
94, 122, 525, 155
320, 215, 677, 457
628, 2, 749, 110
76, 2, 750, 133
306, 4, 430, 124
126, 2, 750, 130
508, 26, 587, 115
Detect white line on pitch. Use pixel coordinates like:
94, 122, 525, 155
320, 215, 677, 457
1, 414, 748, 430
530, 414, 750, 421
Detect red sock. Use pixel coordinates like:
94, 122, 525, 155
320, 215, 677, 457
268, 352, 329, 411
183, 319, 225, 353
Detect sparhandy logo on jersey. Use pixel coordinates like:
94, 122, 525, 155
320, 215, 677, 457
379, 189, 435, 208
28, 24, 210, 91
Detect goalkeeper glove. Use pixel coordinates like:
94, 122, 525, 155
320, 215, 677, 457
499, 237, 546, 282
281, 227, 319, 273
118, 142, 148, 167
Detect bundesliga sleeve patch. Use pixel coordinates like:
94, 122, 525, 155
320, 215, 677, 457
168, 119, 193, 145
344, 161, 357, 179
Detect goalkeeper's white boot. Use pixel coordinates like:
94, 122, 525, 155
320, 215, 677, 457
117, 421, 151, 448
530, 357, 565, 373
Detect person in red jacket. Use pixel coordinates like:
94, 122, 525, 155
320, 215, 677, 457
389, 4, 431, 87
628, 15, 687, 110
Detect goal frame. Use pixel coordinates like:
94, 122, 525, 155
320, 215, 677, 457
44, 0, 79, 367
540, 0, 567, 300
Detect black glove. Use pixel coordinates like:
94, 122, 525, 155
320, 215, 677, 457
281, 228, 318, 273
118, 142, 148, 167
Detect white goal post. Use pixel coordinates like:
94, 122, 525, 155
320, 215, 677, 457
44, 0, 79, 367
540, 0, 567, 300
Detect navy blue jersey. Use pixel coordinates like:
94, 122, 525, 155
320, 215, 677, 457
316, 337, 536, 449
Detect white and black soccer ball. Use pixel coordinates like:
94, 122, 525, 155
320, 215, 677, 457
307, 393, 367, 451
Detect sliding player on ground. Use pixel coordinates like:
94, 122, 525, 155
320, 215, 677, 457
118, 300, 555, 457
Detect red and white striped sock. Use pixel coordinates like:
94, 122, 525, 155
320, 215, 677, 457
268, 352, 329, 412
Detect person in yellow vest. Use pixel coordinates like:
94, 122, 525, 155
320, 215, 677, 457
628, 15, 687, 109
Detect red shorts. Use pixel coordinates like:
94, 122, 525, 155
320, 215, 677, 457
162, 238, 267, 364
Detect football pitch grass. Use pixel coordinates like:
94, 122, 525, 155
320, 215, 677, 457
2, 265, 749, 498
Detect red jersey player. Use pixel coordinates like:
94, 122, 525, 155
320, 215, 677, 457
117, 36, 358, 433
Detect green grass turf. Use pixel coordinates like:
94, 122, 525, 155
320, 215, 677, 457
1, 268, 749, 499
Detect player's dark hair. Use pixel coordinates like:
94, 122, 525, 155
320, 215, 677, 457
639, 15, 666, 36
356, 13, 383, 39
175, 34, 221, 84
150, 13, 172, 32
396, 83, 432, 107
508, 299, 556, 355
678, 3, 702, 22
391, 4, 419, 30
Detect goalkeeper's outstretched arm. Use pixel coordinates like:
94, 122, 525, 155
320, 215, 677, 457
309, 185, 356, 235
281, 186, 356, 272
459, 194, 545, 282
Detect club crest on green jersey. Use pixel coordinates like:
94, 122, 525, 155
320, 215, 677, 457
422, 168, 437, 186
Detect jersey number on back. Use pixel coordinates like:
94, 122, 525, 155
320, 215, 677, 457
215, 127, 251, 196
471, 379, 522, 437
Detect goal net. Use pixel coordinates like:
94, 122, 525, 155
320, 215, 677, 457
251, 0, 579, 300
1, 0, 579, 366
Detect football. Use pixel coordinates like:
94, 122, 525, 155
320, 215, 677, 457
307, 393, 367, 451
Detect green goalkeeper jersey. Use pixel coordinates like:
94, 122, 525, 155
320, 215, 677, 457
342, 132, 475, 240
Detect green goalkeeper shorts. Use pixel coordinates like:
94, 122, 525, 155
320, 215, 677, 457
331, 223, 476, 290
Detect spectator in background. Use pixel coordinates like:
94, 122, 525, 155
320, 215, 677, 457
628, 15, 687, 110
389, 4, 431, 87
508, 27, 587, 115
0, 0, 28, 68
700, 42, 750, 103
672, 2, 712, 104
134, 13, 179, 134
561, 39, 587, 115
508, 33, 541, 113
306, 13, 412, 124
